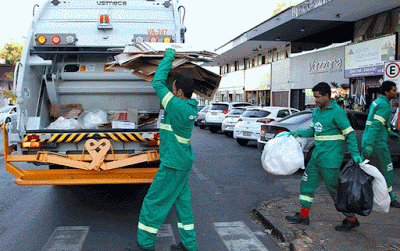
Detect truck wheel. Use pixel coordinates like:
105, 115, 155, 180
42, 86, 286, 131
209, 126, 219, 133
236, 138, 249, 146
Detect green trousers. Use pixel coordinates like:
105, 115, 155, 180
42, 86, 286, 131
367, 141, 396, 201
300, 159, 355, 217
137, 165, 198, 251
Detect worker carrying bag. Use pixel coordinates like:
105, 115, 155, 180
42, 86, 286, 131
335, 159, 374, 216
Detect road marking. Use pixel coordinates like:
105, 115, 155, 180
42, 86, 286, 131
41, 226, 90, 251
156, 224, 176, 250
214, 221, 268, 251
191, 166, 207, 181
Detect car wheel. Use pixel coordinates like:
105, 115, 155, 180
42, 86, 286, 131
199, 124, 205, 129
305, 146, 314, 167
236, 138, 249, 146
224, 131, 233, 137
209, 126, 219, 133
5, 117, 11, 123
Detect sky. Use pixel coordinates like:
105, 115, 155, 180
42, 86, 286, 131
1, 0, 295, 51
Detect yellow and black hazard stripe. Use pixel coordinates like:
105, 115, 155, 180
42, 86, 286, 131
23, 132, 158, 143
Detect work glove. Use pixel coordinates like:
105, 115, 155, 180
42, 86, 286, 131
352, 155, 364, 164
361, 145, 373, 159
164, 48, 176, 61
389, 130, 400, 141
288, 130, 300, 138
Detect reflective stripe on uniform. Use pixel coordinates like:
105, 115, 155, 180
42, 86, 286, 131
315, 134, 345, 141
299, 195, 313, 203
389, 186, 393, 193
175, 134, 190, 144
162, 92, 174, 108
366, 121, 372, 126
160, 123, 173, 131
178, 222, 194, 231
138, 222, 158, 234
373, 114, 386, 125
342, 126, 354, 135
310, 121, 314, 127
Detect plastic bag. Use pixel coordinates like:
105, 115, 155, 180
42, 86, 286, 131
359, 160, 390, 213
78, 110, 108, 129
335, 159, 374, 216
261, 135, 305, 175
47, 117, 79, 130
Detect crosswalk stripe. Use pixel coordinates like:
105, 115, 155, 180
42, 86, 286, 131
41, 226, 90, 251
214, 221, 268, 251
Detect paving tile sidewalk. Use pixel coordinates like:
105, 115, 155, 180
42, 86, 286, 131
254, 190, 400, 251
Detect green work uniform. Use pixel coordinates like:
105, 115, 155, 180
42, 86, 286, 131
362, 94, 396, 202
137, 54, 199, 251
298, 101, 359, 215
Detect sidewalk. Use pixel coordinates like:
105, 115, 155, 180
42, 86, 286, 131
254, 190, 400, 251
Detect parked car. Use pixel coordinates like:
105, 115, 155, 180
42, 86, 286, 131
0, 106, 17, 124
258, 110, 400, 166
196, 105, 210, 129
205, 102, 253, 133
234, 107, 299, 146
221, 107, 248, 137
194, 106, 205, 126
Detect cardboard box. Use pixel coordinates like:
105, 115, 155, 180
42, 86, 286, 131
108, 108, 139, 123
50, 104, 83, 118
112, 121, 136, 129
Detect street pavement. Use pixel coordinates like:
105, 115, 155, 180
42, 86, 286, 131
255, 191, 400, 250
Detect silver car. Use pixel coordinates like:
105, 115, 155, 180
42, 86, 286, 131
195, 105, 210, 129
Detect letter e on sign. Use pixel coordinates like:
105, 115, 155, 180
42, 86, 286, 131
384, 61, 400, 87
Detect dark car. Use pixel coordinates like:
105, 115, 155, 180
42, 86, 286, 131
257, 109, 400, 166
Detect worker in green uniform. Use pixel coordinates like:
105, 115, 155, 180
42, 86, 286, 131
361, 80, 400, 208
285, 82, 363, 232
126, 48, 198, 251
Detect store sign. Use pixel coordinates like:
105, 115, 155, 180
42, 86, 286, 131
244, 64, 271, 91
292, 0, 332, 18
384, 61, 400, 88
344, 34, 396, 78
309, 58, 342, 74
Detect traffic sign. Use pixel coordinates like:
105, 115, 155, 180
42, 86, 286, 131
384, 61, 400, 88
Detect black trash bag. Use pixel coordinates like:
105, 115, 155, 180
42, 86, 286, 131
335, 159, 374, 216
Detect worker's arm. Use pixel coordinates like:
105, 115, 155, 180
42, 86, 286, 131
365, 103, 391, 146
152, 48, 175, 106
290, 119, 314, 138
334, 109, 361, 161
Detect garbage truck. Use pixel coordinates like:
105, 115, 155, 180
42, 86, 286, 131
3, 0, 187, 185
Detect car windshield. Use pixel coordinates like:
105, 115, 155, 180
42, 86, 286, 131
228, 108, 246, 115
0, 106, 12, 113
242, 109, 271, 118
200, 106, 209, 112
278, 112, 312, 124
210, 104, 229, 111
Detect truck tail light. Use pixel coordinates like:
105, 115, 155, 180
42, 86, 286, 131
163, 37, 171, 43
149, 140, 160, 146
52, 36, 61, 44
37, 36, 47, 44
22, 142, 41, 148
149, 36, 158, 42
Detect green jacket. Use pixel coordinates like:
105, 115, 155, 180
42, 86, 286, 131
362, 94, 392, 147
299, 101, 360, 168
152, 56, 198, 170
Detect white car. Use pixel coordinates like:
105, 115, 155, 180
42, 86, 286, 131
205, 102, 253, 133
221, 107, 248, 137
234, 107, 299, 146
0, 106, 17, 124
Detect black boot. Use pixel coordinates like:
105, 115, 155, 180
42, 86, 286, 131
285, 212, 310, 225
170, 242, 189, 251
334, 218, 360, 232
390, 200, 400, 208
126, 241, 153, 251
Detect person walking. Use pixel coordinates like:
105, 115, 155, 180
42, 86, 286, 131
361, 80, 400, 208
285, 82, 363, 232
127, 48, 199, 251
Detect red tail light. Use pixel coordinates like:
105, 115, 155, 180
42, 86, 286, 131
222, 110, 229, 114
277, 129, 289, 134
261, 127, 266, 133
238, 118, 242, 122
257, 118, 275, 124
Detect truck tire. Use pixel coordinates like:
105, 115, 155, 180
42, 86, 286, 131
236, 138, 249, 146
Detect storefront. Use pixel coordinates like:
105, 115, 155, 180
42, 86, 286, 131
244, 64, 271, 106
290, 42, 349, 110
344, 34, 397, 111
271, 59, 290, 107
216, 70, 245, 102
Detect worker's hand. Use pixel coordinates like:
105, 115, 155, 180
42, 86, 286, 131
352, 155, 364, 164
389, 130, 400, 141
361, 145, 373, 159
288, 131, 300, 138
164, 48, 176, 61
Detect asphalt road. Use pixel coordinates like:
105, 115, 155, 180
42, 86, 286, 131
0, 127, 399, 251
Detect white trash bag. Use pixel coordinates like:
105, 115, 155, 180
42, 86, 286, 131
47, 116, 79, 130
359, 160, 390, 213
261, 133, 305, 175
